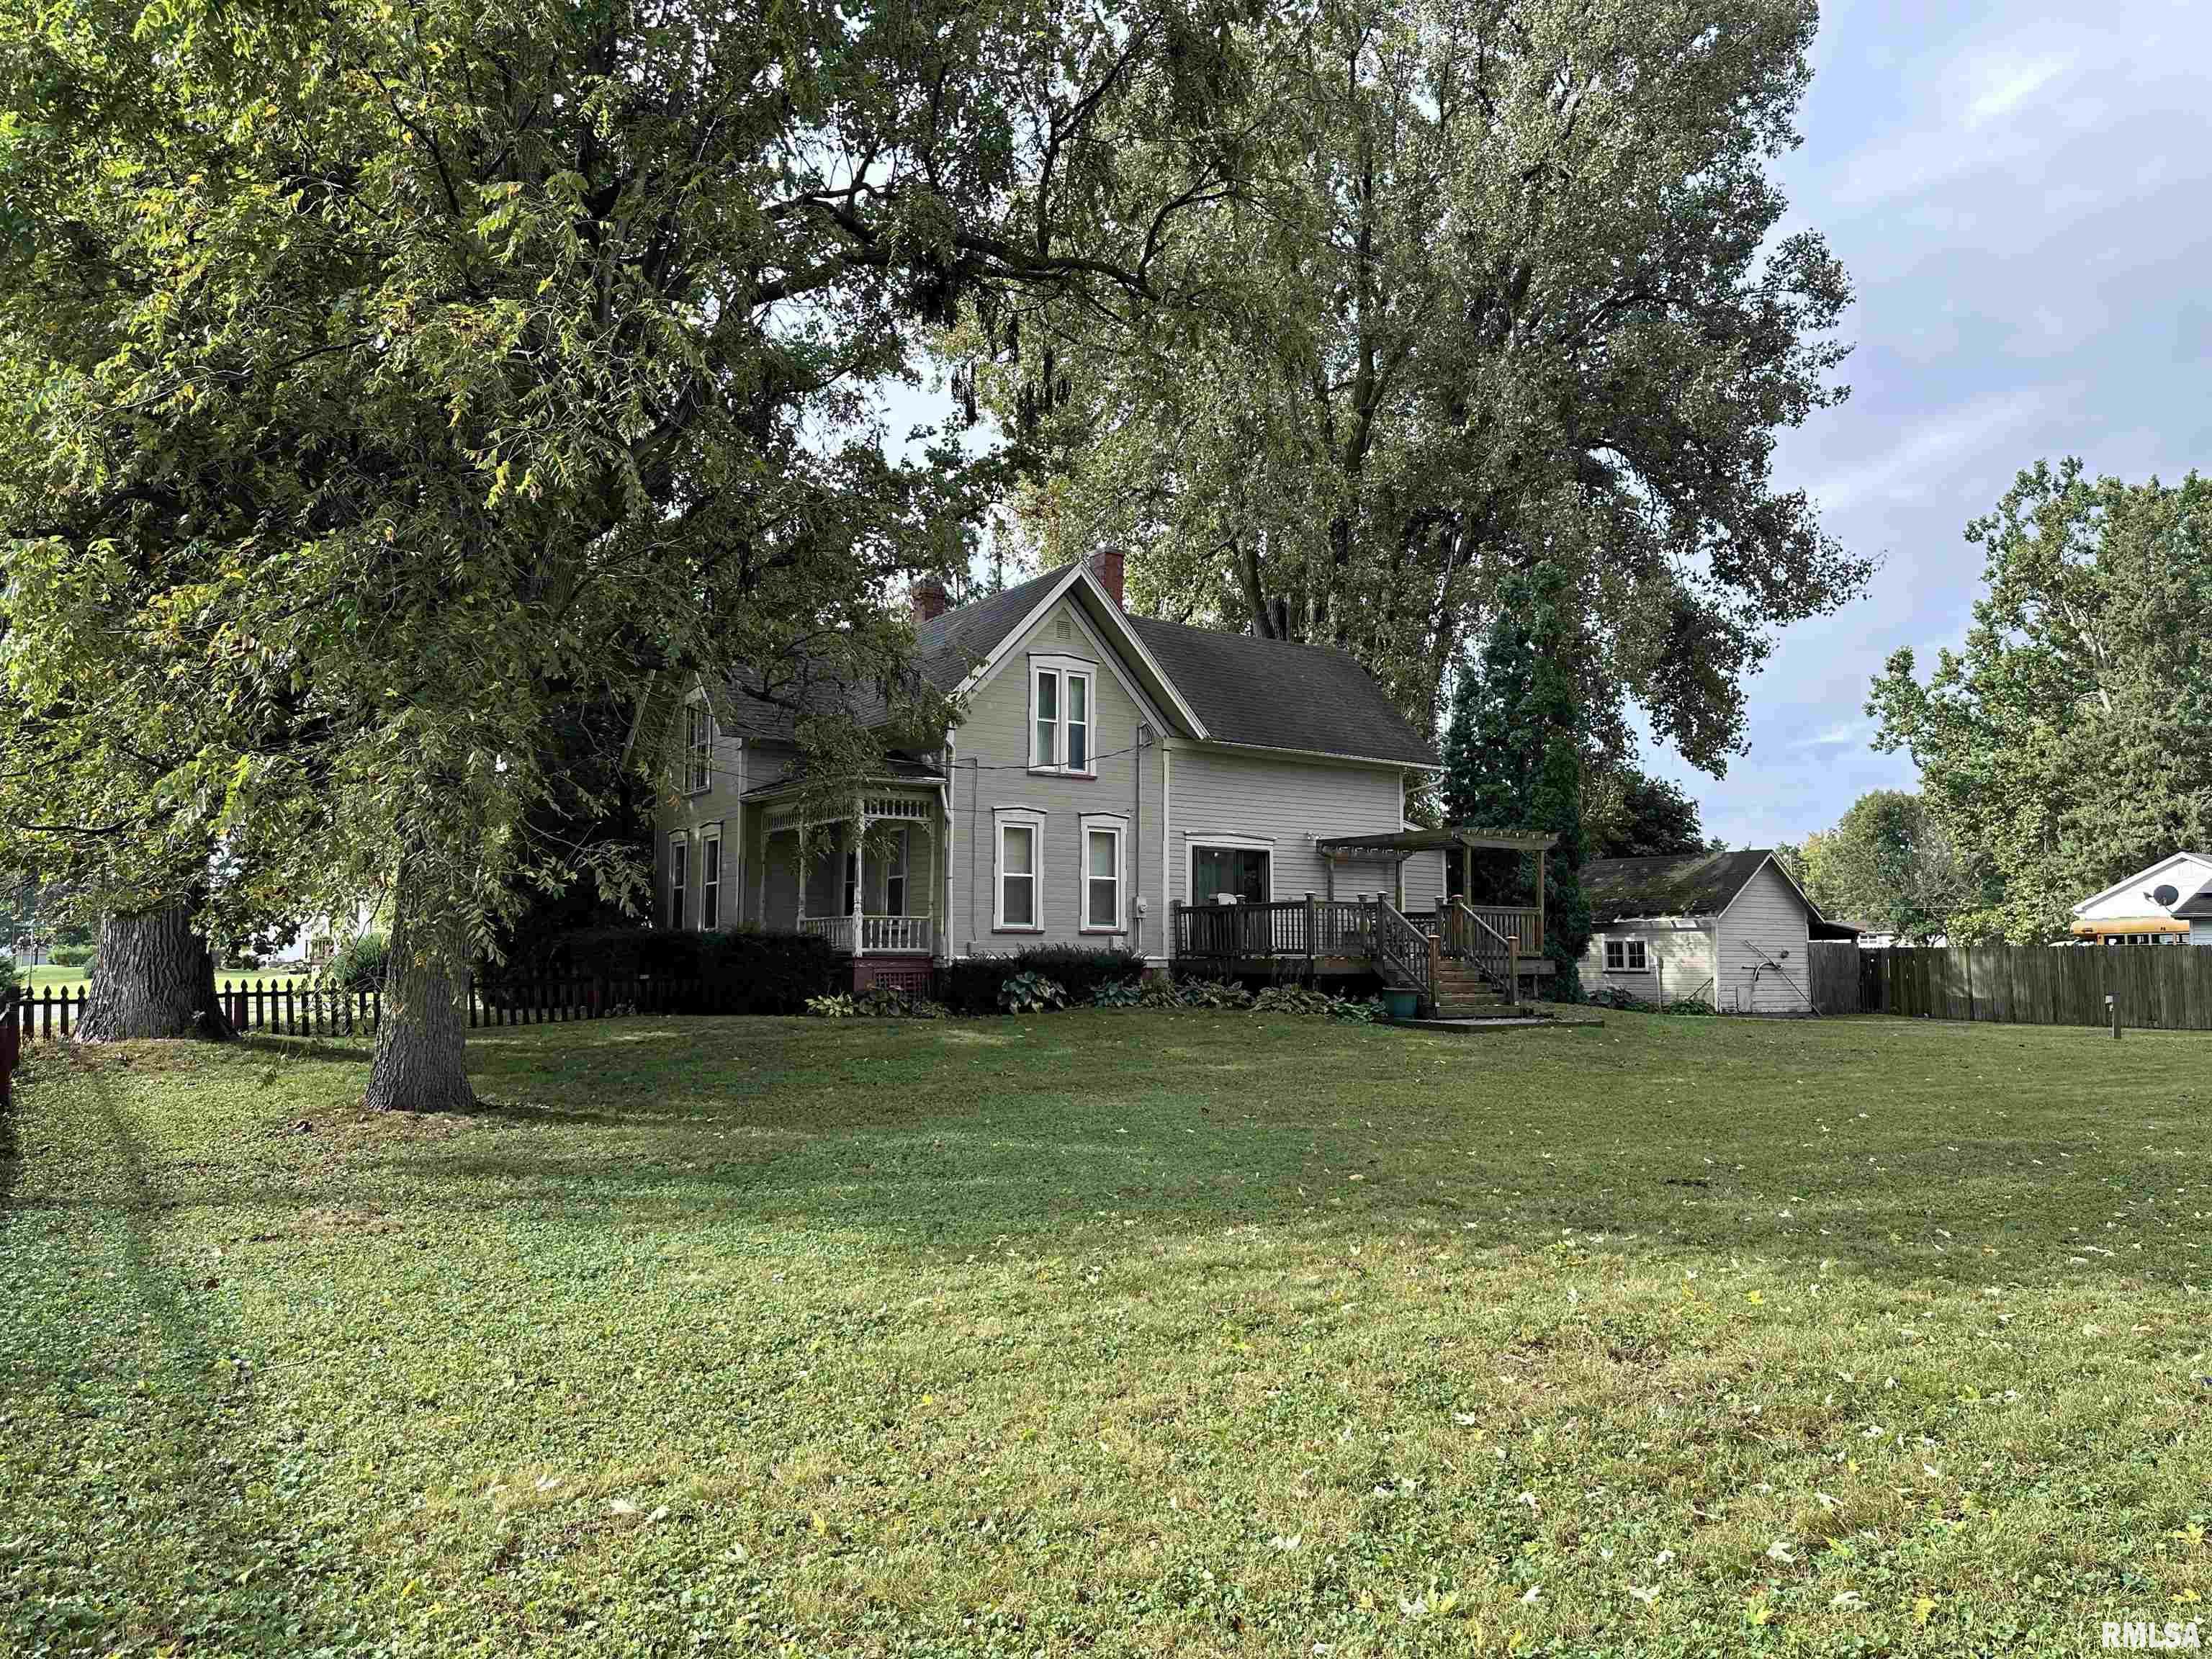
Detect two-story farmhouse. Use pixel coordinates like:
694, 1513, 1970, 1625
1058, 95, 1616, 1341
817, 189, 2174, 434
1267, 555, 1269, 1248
648, 552, 1555, 1012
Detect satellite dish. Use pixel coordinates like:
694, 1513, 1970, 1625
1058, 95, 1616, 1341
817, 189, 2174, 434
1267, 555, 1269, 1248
2150, 884, 2180, 908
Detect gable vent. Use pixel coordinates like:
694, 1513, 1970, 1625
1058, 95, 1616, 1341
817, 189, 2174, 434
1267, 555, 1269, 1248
1056, 616, 1072, 639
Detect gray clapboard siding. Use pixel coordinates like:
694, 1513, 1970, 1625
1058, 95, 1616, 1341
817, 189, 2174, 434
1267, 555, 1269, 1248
948, 595, 1166, 957
1167, 747, 1443, 911
1715, 860, 1815, 1014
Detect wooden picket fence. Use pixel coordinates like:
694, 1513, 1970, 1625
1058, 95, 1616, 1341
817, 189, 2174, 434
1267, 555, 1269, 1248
1856, 944, 2212, 1030
4, 973, 779, 1051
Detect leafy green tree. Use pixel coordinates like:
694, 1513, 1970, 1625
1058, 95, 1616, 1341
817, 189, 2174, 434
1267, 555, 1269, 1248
1785, 791, 1976, 944
1588, 771, 1711, 860
1868, 461, 2212, 942
1, 0, 1254, 1105
1000, 0, 1866, 769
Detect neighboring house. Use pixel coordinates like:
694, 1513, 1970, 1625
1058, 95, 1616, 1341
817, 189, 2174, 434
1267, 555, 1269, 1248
646, 552, 1536, 997
1581, 849, 1827, 1014
2172, 879, 2212, 947
2068, 853, 2211, 945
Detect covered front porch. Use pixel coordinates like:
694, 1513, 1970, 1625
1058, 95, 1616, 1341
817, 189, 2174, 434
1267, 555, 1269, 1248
756, 786, 944, 989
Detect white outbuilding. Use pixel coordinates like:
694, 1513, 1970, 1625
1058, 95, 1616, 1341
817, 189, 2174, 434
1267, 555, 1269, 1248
1581, 849, 1830, 1014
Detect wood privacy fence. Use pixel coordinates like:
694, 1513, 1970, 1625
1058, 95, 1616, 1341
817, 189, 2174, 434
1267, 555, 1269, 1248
1824, 944, 2212, 1029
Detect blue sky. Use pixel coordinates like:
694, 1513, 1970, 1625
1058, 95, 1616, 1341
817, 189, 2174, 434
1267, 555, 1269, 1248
1650, 0, 2212, 846
899, 2, 2212, 848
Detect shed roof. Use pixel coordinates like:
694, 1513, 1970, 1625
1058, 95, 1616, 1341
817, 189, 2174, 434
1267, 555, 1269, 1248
1583, 850, 1798, 925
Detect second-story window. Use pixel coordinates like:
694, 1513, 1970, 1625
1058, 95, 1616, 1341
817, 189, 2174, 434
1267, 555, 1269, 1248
683, 695, 713, 794
1030, 659, 1094, 775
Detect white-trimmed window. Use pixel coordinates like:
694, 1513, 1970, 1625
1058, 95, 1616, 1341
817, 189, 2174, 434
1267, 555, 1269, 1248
1081, 816, 1126, 932
699, 827, 722, 930
1604, 938, 1649, 971
1030, 657, 1095, 775
1189, 837, 1273, 906
842, 849, 859, 917
994, 809, 1045, 930
667, 834, 689, 930
682, 693, 713, 795
884, 827, 909, 917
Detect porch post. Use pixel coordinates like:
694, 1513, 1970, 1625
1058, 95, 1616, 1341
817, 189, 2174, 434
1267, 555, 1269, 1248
850, 799, 866, 958
1393, 855, 1404, 912
1460, 842, 1471, 906
1323, 852, 1336, 904
1536, 848, 1547, 955
757, 823, 769, 923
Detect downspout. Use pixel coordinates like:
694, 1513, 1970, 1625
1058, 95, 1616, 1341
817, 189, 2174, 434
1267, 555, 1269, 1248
938, 729, 956, 961
1133, 720, 1148, 956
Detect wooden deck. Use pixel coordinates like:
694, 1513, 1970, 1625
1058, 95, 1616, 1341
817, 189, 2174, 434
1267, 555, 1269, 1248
1169, 898, 1552, 995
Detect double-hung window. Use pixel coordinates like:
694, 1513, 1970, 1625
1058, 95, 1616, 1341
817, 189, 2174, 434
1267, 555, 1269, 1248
683, 694, 713, 794
667, 835, 689, 930
1604, 938, 1649, 971
884, 827, 909, 917
699, 828, 722, 930
1030, 658, 1094, 774
995, 810, 1043, 930
1081, 817, 1125, 932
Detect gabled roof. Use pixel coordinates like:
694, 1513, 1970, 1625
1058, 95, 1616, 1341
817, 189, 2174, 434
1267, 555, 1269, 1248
1125, 616, 1437, 766
696, 559, 1438, 770
1583, 849, 1812, 925
2069, 852, 2212, 917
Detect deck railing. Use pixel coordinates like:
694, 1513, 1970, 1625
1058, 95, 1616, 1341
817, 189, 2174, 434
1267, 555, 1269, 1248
1441, 901, 1521, 1005
1176, 896, 1539, 971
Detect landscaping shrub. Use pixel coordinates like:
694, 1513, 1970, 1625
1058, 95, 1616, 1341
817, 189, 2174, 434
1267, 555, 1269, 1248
933, 945, 1142, 1015
326, 932, 390, 992
997, 971, 1068, 1014
1088, 979, 1143, 1007
52, 945, 93, 969
500, 925, 842, 1014
0, 954, 16, 996
810, 985, 948, 1020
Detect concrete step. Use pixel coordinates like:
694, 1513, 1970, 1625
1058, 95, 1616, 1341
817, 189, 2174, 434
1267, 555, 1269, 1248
1435, 1001, 1519, 1018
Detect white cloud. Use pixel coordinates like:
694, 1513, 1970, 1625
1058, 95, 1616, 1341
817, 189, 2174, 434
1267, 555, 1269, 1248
1790, 720, 1874, 752
1963, 50, 2072, 128
1807, 392, 2047, 516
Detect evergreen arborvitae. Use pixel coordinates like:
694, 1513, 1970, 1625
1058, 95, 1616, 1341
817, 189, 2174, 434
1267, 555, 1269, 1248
1439, 565, 1595, 994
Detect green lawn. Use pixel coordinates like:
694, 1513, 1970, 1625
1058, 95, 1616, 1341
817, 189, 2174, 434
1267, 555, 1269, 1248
3, 1012, 2206, 1656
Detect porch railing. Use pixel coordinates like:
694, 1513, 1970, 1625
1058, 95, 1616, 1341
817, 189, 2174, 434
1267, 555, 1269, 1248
798, 914, 934, 954
1371, 899, 1439, 1012
1440, 900, 1521, 1006
863, 915, 933, 953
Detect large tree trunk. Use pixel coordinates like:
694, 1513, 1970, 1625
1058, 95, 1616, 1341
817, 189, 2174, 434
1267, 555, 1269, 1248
78, 900, 234, 1043
365, 866, 475, 1112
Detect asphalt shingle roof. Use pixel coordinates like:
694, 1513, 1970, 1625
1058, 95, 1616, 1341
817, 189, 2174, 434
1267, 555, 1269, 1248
1583, 850, 1793, 924
1125, 616, 1437, 765
708, 563, 1436, 768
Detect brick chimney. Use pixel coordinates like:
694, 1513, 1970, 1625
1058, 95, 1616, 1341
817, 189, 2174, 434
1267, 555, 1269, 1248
1087, 545, 1126, 609
910, 574, 951, 624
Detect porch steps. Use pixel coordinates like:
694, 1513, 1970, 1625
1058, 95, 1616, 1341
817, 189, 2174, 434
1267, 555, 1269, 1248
1429, 963, 1522, 1020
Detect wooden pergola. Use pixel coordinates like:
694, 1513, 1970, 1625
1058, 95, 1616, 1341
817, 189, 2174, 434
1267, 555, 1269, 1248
1314, 825, 1558, 945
